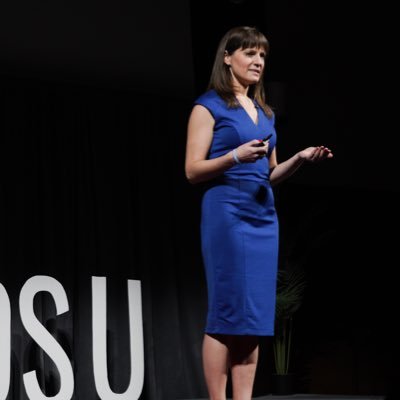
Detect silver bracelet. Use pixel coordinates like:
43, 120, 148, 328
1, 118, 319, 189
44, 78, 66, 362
232, 149, 241, 164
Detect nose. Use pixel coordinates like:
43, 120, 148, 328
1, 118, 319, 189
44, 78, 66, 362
254, 54, 263, 67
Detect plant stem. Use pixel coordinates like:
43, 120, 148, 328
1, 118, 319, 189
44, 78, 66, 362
286, 318, 292, 374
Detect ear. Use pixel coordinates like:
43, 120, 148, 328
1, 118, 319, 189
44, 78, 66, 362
224, 51, 231, 67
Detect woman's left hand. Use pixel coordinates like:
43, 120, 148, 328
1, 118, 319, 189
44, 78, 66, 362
298, 146, 333, 163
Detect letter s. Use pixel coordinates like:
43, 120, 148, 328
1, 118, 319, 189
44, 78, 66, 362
19, 276, 74, 400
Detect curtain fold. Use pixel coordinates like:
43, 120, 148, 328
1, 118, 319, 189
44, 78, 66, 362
1, 77, 208, 400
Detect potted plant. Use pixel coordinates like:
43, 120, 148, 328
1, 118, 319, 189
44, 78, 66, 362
272, 264, 306, 395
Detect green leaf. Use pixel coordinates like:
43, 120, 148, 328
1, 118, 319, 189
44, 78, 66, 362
273, 265, 306, 375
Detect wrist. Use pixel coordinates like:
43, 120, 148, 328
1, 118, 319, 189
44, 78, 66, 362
232, 148, 241, 165
296, 151, 305, 163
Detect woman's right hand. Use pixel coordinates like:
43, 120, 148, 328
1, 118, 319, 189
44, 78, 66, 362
234, 139, 269, 163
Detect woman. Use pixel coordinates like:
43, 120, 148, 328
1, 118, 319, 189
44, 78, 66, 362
185, 26, 332, 400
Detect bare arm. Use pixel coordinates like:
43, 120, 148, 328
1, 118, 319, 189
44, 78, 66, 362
185, 105, 269, 184
269, 146, 333, 186
185, 105, 234, 184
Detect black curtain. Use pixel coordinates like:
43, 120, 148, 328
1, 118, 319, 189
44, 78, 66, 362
1, 76, 210, 400
2, 71, 400, 399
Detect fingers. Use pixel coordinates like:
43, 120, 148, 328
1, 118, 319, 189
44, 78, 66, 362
309, 146, 333, 162
318, 146, 332, 159
309, 147, 321, 162
256, 143, 269, 159
237, 140, 270, 163
249, 145, 269, 162
322, 147, 333, 158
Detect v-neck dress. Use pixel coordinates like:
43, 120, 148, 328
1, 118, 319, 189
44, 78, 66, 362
194, 89, 279, 336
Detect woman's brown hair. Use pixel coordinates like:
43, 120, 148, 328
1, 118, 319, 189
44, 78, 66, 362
207, 26, 273, 119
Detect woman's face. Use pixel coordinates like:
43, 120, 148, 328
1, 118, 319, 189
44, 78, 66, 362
224, 46, 266, 87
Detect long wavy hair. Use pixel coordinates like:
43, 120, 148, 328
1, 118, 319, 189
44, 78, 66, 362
207, 26, 273, 119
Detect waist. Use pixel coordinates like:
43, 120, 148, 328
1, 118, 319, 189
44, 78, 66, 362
205, 177, 271, 191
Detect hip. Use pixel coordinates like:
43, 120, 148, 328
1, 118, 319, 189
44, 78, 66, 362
201, 178, 276, 221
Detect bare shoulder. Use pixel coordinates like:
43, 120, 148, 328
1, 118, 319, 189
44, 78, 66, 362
188, 104, 215, 130
190, 104, 214, 120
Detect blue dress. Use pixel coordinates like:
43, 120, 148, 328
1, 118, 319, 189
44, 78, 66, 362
195, 89, 279, 336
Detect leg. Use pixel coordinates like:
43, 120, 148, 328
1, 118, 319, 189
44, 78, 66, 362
228, 336, 259, 400
202, 334, 230, 400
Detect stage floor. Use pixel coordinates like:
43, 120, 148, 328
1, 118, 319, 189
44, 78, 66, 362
184, 394, 385, 400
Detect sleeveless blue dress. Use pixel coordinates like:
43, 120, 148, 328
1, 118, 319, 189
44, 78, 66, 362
195, 89, 279, 336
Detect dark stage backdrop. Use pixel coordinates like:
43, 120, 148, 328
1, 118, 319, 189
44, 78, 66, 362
1, 76, 399, 400
0, 0, 194, 96
1, 0, 399, 399
0, 77, 209, 399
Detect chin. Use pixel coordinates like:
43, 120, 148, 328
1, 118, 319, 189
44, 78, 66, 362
247, 76, 261, 84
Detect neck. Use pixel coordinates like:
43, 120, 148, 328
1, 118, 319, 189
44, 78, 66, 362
234, 87, 248, 97
230, 74, 249, 96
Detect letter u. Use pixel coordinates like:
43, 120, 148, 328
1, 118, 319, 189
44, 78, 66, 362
92, 277, 144, 400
